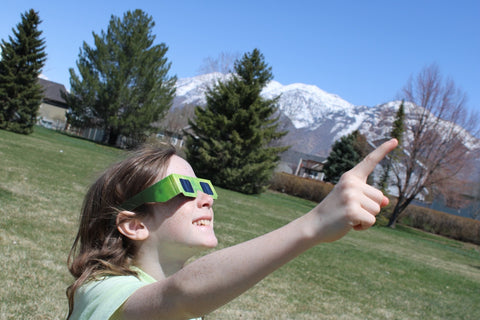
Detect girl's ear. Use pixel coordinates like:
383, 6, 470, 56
116, 211, 149, 241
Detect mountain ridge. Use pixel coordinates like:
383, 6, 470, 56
170, 72, 480, 158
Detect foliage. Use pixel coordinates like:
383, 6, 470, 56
65, 9, 176, 147
323, 130, 367, 184
380, 197, 480, 244
379, 100, 405, 192
185, 49, 289, 194
269, 172, 333, 203
270, 171, 480, 245
391, 100, 406, 145
0, 9, 46, 134
387, 64, 479, 228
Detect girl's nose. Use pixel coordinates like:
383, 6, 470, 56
196, 191, 214, 208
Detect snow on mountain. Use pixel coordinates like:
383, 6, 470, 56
262, 81, 355, 130
173, 72, 230, 108
172, 73, 480, 158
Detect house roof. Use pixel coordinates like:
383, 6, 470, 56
38, 78, 68, 107
281, 148, 326, 164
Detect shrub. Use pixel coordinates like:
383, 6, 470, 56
399, 205, 480, 244
269, 172, 333, 203
270, 172, 480, 244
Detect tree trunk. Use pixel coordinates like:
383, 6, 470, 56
387, 194, 403, 228
108, 129, 119, 146
387, 195, 415, 228
387, 212, 398, 228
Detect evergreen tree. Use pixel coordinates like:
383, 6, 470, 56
65, 10, 176, 146
0, 9, 46, 134
378, 161, 392, 193
323, 131, 364, 184
391, 100, 405, 145
186, 49, 289, 194
378, 101, 405, 192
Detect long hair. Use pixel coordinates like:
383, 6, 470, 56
66, 143, 177, 318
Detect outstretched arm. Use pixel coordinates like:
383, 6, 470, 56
122, 139, 398, 320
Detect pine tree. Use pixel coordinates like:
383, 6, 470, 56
391, 100, 405, 145
378, 101, 405, 192
0, 9, 46, 134
323, 131, 364, 184
186, 49, 289, 194
65, 10, 176, 146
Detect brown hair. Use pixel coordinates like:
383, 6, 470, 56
66, 143, 177, 318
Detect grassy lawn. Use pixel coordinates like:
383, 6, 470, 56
1, 127, 479, 319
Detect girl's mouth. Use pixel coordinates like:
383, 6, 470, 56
193, 219, 212, 227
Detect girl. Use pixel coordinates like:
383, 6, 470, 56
67, 139, 398, 319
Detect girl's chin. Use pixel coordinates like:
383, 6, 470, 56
185, 234, 218, 252
200, 237, 218, 249
191, 226, 218, 249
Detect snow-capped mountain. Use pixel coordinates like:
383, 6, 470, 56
173, 72, 229, 108
262, 81, 356, 130
171, 73, 480, 158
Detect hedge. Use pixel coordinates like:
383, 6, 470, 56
269, 172, 480, 244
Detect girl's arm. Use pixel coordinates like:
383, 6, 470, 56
122, 139, 398, 320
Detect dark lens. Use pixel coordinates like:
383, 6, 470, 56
180, 178, 194, 193
200, 182, 214, 195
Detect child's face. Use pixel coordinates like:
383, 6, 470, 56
141, 155, 218, 257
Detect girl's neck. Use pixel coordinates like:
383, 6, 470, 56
134, 243, 197, 280
136, 258, 185, 280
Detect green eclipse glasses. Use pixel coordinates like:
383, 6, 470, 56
121, 173, 218, 211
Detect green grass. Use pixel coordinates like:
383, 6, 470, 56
1, 127, 479, 319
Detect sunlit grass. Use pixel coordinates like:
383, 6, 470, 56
210, 190, 480, 320
1, 127, 479, 319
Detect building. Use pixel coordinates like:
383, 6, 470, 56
156, 129, 186, 148
277, 148, 327, 180
294, 158, 326, 180
37, 78, 68, 130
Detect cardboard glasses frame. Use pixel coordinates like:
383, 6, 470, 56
121, 173, 218, 211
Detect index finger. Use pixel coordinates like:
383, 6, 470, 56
350, 138, 398, 180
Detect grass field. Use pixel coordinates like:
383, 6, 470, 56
1, 127, 479, 319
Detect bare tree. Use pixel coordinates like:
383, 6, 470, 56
197, 51, 240, 75
387, 64, 480, 227
469, 178, 480, 220
159, 104, 196, 133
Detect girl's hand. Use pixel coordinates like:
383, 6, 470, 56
121, 139, 398, 320
308, 139, 398, 243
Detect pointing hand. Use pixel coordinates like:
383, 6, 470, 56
309, 139, 398, 243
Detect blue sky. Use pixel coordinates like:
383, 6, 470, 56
1, 0, 479, 111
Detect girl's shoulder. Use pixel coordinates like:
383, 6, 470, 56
70, 267, 156, 320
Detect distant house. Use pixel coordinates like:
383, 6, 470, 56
156, 129, 186, 148
277, 148, 327, 180
294, 158, 326, 180
37, 78, 68, 130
